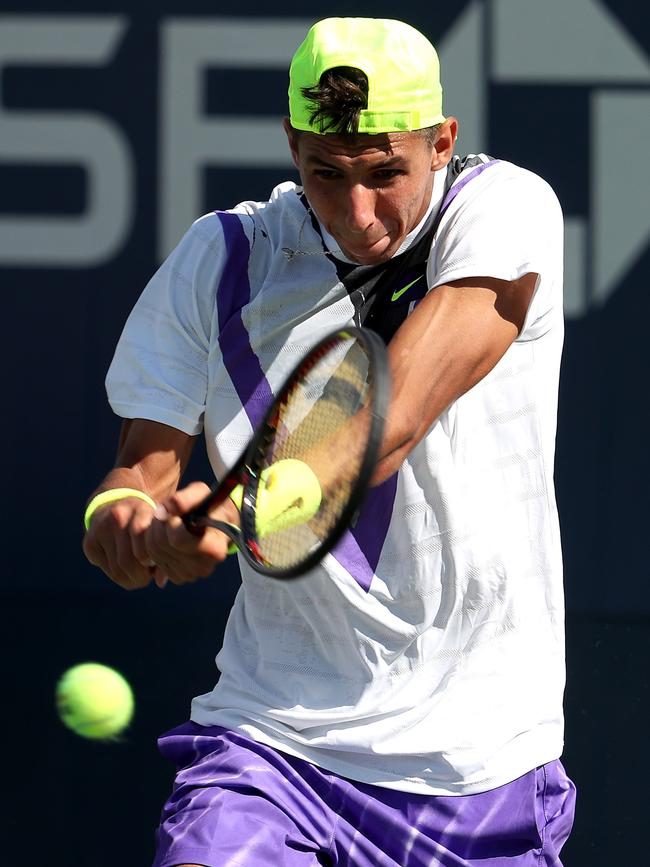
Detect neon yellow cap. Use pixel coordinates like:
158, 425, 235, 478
288, 17, 445, 135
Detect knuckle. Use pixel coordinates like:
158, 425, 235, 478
108, 503, 129, 525
130, 512, 153, 534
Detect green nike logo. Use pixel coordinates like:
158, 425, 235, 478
391, 275, 424, 302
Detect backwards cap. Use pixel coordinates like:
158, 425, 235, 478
288, 17, 445, 134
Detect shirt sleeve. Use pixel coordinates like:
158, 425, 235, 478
106, 214, 226, 435
427, 165, 564, 340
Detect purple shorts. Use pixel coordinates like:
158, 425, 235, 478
152, 722, 575, 867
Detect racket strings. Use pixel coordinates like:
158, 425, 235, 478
253, 339, 374, 569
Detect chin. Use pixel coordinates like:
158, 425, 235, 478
342, 237, 398, 265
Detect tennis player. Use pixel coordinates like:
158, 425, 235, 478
83, 17, 576, 866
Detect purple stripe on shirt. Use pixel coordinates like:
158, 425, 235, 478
438, 159, 501, 221
332, 474, 399, 592
215, 212, 274, 427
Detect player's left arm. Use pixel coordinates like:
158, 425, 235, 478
373, 272, 538, 483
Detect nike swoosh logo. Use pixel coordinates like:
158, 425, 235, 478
391, 275, 424, 302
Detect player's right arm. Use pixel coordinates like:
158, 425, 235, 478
86, 216, 239, 590
82, 419, 233, 590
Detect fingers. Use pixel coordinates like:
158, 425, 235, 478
83, 499, 157, 591
82, 483, 236, 591
145, 491, 231, 585
159, 481, 212, 518
129, 502, 157, 568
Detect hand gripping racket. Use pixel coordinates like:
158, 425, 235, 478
183, 327, 390, 578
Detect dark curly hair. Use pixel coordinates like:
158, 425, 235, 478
301, 66, 369, 134
300, 66, 439, 143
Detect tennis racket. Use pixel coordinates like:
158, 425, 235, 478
183, 327, 389, 578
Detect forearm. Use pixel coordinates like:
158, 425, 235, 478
371, 276, 534, 484
87, 419, 197, 504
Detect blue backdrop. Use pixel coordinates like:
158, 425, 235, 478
1, 2, 648, 864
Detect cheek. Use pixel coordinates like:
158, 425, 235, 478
380, 191, 422, 233
301, 181, 336, 222
396, 177, 434, 228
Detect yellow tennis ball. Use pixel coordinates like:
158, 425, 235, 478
256, 459, 322, 536
56, 663, 134, 741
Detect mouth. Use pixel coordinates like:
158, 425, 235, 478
340, 234, 392, 263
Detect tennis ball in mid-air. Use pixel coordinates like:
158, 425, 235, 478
56, 663, 134, 740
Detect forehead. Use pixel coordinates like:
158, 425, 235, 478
295, 130, 428, 163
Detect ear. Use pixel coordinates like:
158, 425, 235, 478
283, 117, 301, 170
431, 117, 459, 170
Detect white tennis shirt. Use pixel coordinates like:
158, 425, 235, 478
107, 156, 566, 795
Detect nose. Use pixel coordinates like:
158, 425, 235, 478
344, 184, 376, 234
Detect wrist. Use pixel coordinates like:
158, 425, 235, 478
84, 487, 157, 531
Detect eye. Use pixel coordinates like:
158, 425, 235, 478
374, 169, 404, 181
313, 168, 341, 180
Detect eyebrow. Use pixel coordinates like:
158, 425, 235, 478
305, 154, 406, 169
